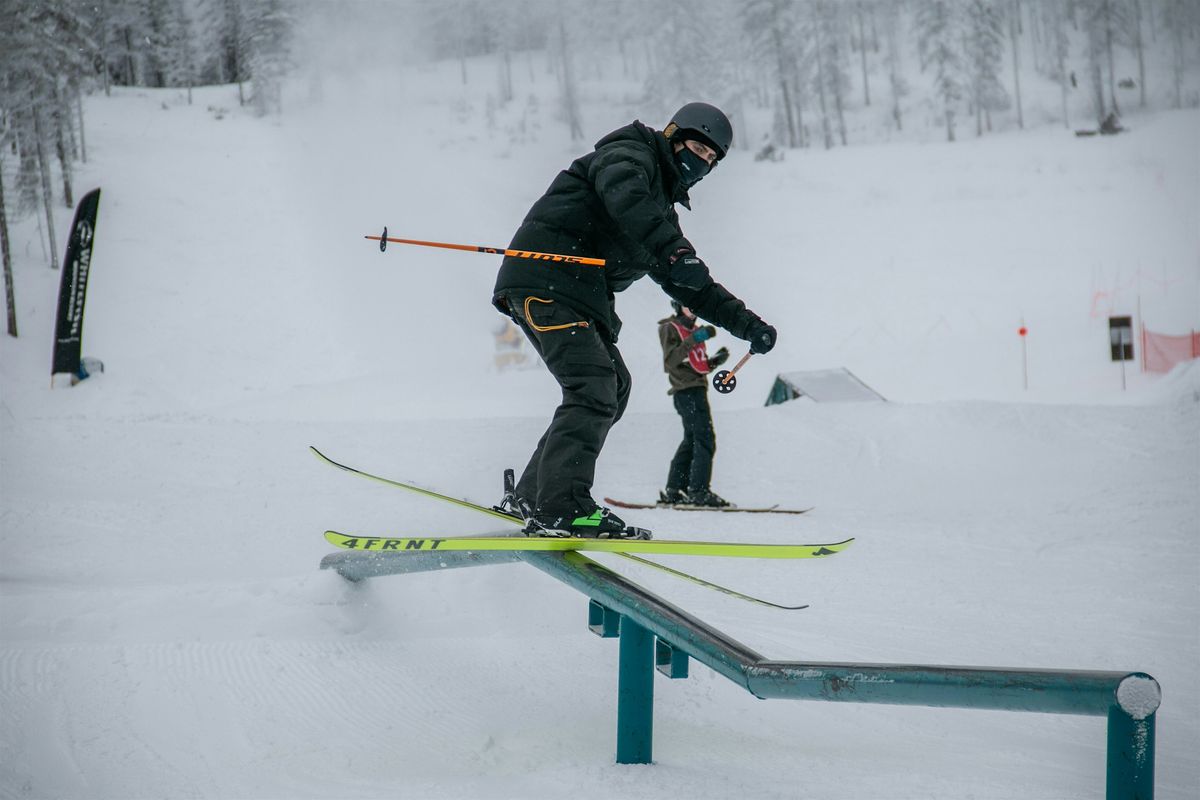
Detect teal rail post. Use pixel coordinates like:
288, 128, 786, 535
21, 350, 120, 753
616, 616, 654, 764
1107, 703, 1157, 799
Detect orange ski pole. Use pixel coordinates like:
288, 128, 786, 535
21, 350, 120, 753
365, 226, 605, 267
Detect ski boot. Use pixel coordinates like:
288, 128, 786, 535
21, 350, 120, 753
684, 488, 732, 508
657, 487, 686, 507
524, 505, 651, 540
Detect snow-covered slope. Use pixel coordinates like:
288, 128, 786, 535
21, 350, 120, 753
2, 57, 1198, 799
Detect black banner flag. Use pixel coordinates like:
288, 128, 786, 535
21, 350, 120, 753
51, 188, 101, 378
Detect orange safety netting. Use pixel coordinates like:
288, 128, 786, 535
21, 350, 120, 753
1142, 326, 1200, 373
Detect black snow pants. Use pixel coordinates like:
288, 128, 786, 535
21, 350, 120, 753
665, 386, 716, 494
506, 295, 631, 515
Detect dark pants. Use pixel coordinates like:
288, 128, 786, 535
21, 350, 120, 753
507, 295, 631, 515
666, 386, 716, 493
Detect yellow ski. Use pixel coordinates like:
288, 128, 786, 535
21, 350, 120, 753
324, 531, 853, 559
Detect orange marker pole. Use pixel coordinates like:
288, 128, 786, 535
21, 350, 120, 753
365, 226, 605, 267
1019, 319, 1028, 391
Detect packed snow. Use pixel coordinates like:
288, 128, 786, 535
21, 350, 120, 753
2, 49, 1198, 800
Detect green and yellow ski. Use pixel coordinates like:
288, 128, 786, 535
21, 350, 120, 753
312, 446, 852, 610
324, 530, 853, 559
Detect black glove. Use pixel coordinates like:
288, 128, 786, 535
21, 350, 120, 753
708, 346, 730, 368
691, 325, 716, 343
668, 248, 710, 290
746, 320, 777, 354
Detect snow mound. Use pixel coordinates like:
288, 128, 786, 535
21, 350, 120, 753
1131, 360, 1200, 410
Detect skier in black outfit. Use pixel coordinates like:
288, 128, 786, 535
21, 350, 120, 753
492, 102, 777, 538
658, 301, 731, 508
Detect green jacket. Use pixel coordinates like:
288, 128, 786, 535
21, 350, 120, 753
659, 314, 711, 395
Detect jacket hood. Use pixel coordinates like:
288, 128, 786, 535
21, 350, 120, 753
594, 121, 692, 208
593, 120, 655, 151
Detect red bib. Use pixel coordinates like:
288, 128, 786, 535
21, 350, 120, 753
670, 320, 710, 375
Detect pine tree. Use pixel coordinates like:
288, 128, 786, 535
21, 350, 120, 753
0, 1, 95, 268
554, 1, 586, 141
881, 2, 910, 131
741, 0, 805, 148
206, 0, 250, 102
244, 0, 293, 115
1079, 0, 1132, 123
812, 0, 852, 148
143, 0, 199, 92
963, 0, 1009, 136
645, 0, 733, 113
1161, 0, 1199, 110
145, 0, 174, 87
1037, 0, 1073, 127
852, 0, 876, 107
1007, 0, 1024, 128
105, 0, 152, 88
916, 0, 964, 142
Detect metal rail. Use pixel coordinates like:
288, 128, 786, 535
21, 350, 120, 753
320, 547, 1159, 798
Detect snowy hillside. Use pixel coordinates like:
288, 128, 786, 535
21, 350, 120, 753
2, 47, 1199, 800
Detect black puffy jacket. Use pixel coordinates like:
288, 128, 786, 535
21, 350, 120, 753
492, 121, 765, 343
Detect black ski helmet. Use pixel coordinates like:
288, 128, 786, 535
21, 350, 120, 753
666, 102, 733, 161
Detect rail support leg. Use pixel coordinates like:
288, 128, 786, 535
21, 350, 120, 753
1106, 706, 1155, 800
616, 615, 654, 764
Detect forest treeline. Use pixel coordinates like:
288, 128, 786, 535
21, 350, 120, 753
3, 0, 1198, 337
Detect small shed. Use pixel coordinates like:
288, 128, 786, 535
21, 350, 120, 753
765, 368, 886, 406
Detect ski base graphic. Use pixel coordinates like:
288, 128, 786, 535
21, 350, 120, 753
324, 531, 853, 559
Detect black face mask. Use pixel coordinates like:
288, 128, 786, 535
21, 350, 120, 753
674, 146, 711, 188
